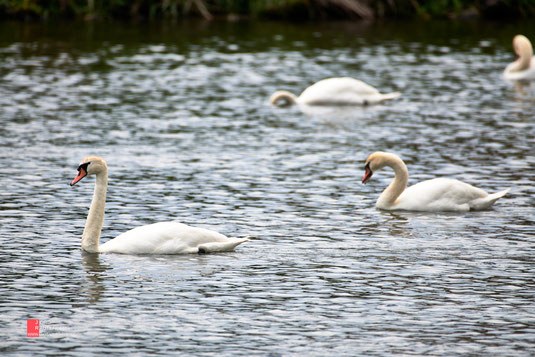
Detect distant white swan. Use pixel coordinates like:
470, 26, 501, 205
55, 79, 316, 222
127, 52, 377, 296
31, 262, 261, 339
362, 152, 510, 212
70, 157, 248, 254
270, 77, 401, 107
504, 34, 535, 81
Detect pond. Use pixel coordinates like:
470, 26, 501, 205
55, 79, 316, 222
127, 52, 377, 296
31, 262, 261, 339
1, 19, 534, 355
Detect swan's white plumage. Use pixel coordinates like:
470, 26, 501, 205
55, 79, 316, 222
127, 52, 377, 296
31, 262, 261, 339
363, 152, 509, 212
99, 222, 247, 254
270, 77, 400, 107
504, 35, 535, 81
391, 178, 509, 212
504, 58, 535, 80
71, 157, 247, 254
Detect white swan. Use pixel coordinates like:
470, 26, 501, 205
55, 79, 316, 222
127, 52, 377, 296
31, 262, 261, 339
70, 157, 248, 254
504, 34, 535, 81
362, 152, 510, 212
269, 77, 401, 107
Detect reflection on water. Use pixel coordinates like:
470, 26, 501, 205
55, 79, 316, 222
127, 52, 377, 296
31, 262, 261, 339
0, 19, 534, 355
81, 252, 109, 304
510, 80, 535, 99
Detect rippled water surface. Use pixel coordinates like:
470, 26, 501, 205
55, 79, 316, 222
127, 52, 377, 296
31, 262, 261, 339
1, 19, 535, 355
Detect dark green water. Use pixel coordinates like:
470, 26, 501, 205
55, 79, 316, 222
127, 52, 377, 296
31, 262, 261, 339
1, 19, 534, 355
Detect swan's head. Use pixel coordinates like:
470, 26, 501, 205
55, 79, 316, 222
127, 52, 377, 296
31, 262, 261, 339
362, 151, 399, 184
70, 157, 107, 186
269, 90, 298, 107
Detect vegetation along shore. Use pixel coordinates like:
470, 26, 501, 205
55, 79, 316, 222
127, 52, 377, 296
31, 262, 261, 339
1, 0, 534, 22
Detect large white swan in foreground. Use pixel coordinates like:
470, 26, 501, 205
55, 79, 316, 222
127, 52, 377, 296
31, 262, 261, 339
504, 34, 535, 81
270, 77, 401, 107
70, 157, 248, 254
362, 152, 510, 212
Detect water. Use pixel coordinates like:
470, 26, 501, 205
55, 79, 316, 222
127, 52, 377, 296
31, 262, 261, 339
1, 19, 535, 355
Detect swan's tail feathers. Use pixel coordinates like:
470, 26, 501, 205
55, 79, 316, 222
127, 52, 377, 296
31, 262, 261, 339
489, 188, 510, 202
380, 91, 402, 102
470, 188, 510, 210
197, 237, 249, 254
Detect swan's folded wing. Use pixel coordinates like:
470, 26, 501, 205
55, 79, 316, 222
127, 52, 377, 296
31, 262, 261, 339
98, 222, 237, 254
299, 77, 381, 105
396, 178, 488, 211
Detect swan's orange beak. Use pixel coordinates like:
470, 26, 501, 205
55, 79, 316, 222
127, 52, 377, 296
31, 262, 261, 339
70, 167, 87, 186
362, 166, 373, 184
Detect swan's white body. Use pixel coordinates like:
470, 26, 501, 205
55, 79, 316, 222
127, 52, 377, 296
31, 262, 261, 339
71, 157, 247, 254
98, 222, 242, 254
504, 58, 535, 80
504, 35, 535, 81
362, 152, 509, 212
270, 77, 401, 107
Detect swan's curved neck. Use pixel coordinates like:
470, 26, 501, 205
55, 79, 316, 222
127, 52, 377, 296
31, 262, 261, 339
377, 156, 408, 208
271, 90, 298, 106
82, 170, 108, 253
515, 41, 533, 72
517, 51, 533, 71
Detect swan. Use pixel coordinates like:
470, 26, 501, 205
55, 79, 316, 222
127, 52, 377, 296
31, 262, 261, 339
269, 77, 401, 107
361, 152, 510, 212
504, 34, 535, 81
70, 156, 248, 254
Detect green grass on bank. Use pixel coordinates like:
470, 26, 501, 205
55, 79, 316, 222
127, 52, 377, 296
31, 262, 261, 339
1, 0, 534, 21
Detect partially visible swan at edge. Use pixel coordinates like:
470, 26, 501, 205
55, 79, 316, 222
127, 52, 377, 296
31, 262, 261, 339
504, 34, 535, 81
361, 152, 510, 212
70, 156, 248, 254
270, 77, 401, 107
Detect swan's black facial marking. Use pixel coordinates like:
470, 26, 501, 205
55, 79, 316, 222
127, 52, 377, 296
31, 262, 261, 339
362, 161, 373, 184
198, 247, 208, 254
77, 162, 90, 172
